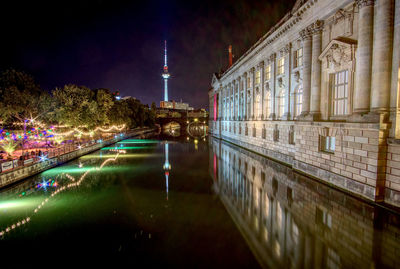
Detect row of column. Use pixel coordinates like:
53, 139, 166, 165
217, 0, 397, 123
353, 0, 395, 116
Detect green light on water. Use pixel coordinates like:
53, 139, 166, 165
101, 146, 153, 150
42, 166, 131, 176
0, 197, 42, 210
117, 139, 159, 144
80, 153, 162, 159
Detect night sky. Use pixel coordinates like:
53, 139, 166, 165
0, 0, 296, 109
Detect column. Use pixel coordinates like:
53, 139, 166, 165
310, 20, 324, 120
260, 62, 265, 119
244, 73, 248, 120
284, 44, 291, 119
354, 0, 375, 114
271, 53, 277, 120
391, 0, 400, 137
251, 68, 255, 119
232, 86, 234, 120
300, 28, 312, 116
371, 0, 394, 112
237, 79, 241, 120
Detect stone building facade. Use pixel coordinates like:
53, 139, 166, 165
209, 0, 400, 207
209, 138, 400, 268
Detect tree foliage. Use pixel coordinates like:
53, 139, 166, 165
0, 69, 156, 129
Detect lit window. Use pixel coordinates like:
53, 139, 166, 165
265, 65, 271, 81
255, 71, 261, 85
332, 70, 349, 116
294, 48, 303, 68
295, 85, 303, 117
265, 91, 271, 118
321, 136, 335, 153
278, 58, 285, 75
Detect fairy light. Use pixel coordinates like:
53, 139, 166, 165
0, 152, 120, 238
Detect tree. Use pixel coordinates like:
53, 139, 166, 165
0, 69, 48, 126
52, 84, 99, 128
94, 88, 114, 126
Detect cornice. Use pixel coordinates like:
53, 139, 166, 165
219, 0, 319, 80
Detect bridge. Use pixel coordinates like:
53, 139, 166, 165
156, 109, 209, 138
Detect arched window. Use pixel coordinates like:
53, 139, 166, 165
295, 84, 303, 117
247, 91, 252, 118
277, 90, 285, 118
265, 91, 271, 119
256, 88, 261, 118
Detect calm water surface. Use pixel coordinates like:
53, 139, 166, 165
1, 136, 400, 268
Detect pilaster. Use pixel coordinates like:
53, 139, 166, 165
309, 20, 324, 121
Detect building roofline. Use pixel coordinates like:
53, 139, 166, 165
218, 0, 312, 80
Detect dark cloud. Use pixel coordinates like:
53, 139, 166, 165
0, 0, 296, 109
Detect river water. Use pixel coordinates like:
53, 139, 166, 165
0, 136, 399, 268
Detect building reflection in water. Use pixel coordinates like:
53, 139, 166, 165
209, 138, 400, 269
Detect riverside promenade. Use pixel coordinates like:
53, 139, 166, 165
0, 127, 156, 189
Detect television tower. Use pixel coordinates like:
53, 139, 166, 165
162, 40, 170, 102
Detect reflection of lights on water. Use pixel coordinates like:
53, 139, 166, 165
0, 153, 121, 238
36, 179, 58, 190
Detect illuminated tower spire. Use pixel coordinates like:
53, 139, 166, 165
162, 40, 170, 102
163, 143, 171, 200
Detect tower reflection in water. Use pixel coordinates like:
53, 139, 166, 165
163, 142, 171, 201
209, 138, 400, 269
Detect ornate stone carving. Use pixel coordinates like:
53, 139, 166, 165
299, 28, 313, 40
357, 0, 374, 8
328, 44, 349, 68
279, 44, 291, 57
308, 20, 324, 34
265, 82, 270, 91
293, 71, 301, 83
278, 77, 285, 88
268, 53, 276, 63
319, 39, 356, 71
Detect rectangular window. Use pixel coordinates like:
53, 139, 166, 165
255, 71, 261, 85
320, 136, 335, 153
332, 70, 349, 116
265, 65, 271, 81
294, 48, 303, 68
278, 58, 285, 75
247, 77, 251, 88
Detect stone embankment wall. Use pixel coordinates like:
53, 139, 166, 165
0, 128, 156, 189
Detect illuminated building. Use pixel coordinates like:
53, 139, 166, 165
209, 0, 400, 208
159, 100, 194, 111
162, 40, 170, 102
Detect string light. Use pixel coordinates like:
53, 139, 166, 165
0, 152, 121, 238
